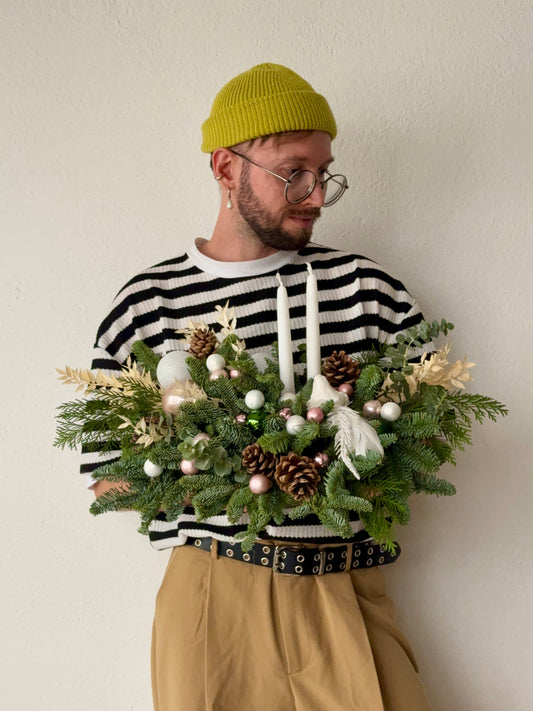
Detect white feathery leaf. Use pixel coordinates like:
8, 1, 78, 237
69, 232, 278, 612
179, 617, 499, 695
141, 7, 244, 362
328, 405, 384, 479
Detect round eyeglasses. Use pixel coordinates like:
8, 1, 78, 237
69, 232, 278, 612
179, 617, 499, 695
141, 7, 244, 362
229, 149, 348, 207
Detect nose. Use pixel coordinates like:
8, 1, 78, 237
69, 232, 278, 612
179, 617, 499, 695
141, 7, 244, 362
301, 179, 326, 208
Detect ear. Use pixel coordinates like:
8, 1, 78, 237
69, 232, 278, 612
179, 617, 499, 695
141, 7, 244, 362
211, 148, 237, 188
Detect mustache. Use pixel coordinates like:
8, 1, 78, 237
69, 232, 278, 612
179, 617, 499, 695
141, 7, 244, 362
287, 208, 321, 219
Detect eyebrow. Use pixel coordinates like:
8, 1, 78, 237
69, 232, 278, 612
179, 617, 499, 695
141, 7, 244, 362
276, 156, 335, 168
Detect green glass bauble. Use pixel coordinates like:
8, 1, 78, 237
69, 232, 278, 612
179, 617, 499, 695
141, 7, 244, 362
246, 410, 265, 431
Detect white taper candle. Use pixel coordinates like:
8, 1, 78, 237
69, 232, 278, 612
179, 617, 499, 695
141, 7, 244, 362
306, 262, 321, 379
276, 273, 295, 392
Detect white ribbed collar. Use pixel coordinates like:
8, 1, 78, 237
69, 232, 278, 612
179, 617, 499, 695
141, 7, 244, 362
188, 239, 297, 278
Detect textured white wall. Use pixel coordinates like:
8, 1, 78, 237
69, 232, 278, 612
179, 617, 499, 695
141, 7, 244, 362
2, 1, 532, 709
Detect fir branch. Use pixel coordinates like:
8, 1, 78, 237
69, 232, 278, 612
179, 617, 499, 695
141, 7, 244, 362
446, 392, 508, 423
392, 412, 443, 439
226, 486, 255, 523
131, 341, 161, 380
287, 502, 313, 519
292, 421, 321, 455
291, 379, 315, 416
192, 482, 236, 519
412, 472, 456, 496
256, 431, 291, 454
354, 365, 384, 405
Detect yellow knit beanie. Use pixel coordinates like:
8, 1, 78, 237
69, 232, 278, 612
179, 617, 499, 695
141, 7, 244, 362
201, 63, 337, 152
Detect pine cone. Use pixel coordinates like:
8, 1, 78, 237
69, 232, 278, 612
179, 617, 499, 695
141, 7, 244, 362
188, 328, 218, 359
323, 350, 361, 387
242, 444, 278, 479
275, 452, 321, 501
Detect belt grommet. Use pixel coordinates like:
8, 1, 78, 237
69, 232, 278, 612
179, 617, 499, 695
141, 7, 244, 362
314, 553, 321, 562
379, 556, 384, 564
261, 557, 269, 565
280, 550, 287, 559
354, 548, 361, 557
296, 554, 304, 563
353, 560, 359, 568
242, 553, 251, 562
194, 539, 202, 547
326, 564, 333, 572
366, 558, 373, 566
327, 552, 334, 560
295, 565, 303, 574
226, 549, 234, 557
279, 562, 285, 570
341, 550, 347, 558
262, 546, 270, 554
367, 547, 374, 555
312, 566, 319, 574
340, 562, 345, 570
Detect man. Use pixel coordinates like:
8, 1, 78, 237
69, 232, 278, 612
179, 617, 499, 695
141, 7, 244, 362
85, 63, 431, 710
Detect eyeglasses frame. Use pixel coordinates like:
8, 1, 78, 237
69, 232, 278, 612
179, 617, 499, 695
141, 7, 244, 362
228, 149, 348, 207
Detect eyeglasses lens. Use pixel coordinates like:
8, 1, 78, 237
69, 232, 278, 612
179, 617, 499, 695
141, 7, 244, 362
286, 171, 347, 205
323, 174, 348, 206
285, 171, 314, 203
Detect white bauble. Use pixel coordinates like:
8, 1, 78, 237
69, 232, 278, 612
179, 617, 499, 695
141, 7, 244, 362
279, 391, 296, 402
380, 402, 402, 422
251, 352, 269, 373
156, 351, 190, 388
286, 414, 306, 435
206, 353, 226, 372
144, 460, 164, 478
245, 389, 265, 409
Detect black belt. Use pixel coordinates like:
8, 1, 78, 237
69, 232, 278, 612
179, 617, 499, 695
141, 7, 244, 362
184, 536, 400, 575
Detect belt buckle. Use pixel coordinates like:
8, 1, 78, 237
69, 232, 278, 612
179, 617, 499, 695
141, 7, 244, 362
272, 545, 287, 574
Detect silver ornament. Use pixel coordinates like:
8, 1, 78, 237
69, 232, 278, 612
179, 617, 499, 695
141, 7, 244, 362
245, 389, 265, 410
156, 351, 190, 388
206, 353, 226, 372
249, 474, 272, 494
380, 402, 402, 422
144, 460, 164, 478
286, 414, 306, 435
362, 400, 382, 418
251, 352, 269, 373
180, 459, 199, 475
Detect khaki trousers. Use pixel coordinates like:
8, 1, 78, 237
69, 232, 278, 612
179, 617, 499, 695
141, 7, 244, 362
151, 542, 431, 711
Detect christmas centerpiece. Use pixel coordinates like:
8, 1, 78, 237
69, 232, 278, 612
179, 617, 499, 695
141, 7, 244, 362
55, 266, 507, 551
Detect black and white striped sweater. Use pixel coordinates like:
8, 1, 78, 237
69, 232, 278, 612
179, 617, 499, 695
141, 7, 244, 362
82, 240, 424, 550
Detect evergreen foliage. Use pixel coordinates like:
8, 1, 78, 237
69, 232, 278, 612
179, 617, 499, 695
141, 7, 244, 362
56, 315, 507, 551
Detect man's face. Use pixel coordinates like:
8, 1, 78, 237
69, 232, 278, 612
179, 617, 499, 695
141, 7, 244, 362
234, 131, 334, 252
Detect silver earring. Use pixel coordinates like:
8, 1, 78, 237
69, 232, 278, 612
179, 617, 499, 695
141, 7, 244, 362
226, 189, 233, 209
215, 175, 222, 180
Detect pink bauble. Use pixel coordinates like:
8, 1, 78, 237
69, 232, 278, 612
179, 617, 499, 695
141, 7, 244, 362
193, 432, 210, 443
278, 407, 292, 420
249, 474, 273, 495
229, 369, 241, 379
338, 383, 354, 397
180, 459, 199, 475
314, 452, 330, 469
161, 383, 186, 415
362, 400, 382, 418
209, 368, 228, 381
307, 407, 324, 423
235, 413, 247, 424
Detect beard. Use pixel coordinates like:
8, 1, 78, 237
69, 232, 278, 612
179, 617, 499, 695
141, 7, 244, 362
236, 167, 320, 251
